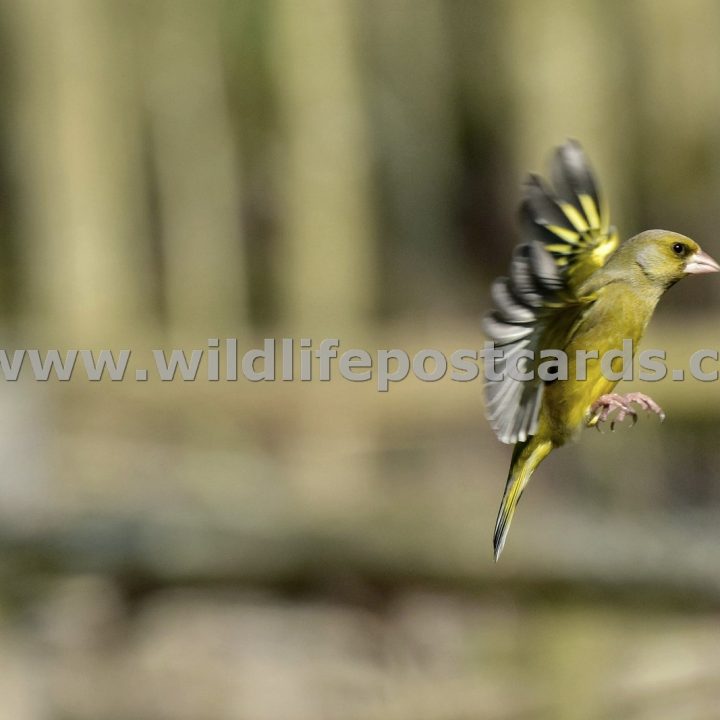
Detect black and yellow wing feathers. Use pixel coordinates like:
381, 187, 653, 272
484, 141, 618, 444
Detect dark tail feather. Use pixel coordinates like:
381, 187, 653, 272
493, 437, 553, 561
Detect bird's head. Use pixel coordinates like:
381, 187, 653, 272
626, 230, 720, 288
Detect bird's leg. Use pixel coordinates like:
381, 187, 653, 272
623, 392, 666, 422
587, 394, 636, 432
587, 392, 665, 432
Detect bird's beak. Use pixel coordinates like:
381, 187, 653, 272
685, 249, 720, 274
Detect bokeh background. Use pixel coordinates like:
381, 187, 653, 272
0, 1, 720, 718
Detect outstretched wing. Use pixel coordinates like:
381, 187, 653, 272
484, 140, 618, 444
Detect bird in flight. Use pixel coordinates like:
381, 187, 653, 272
484, 140, 719, 560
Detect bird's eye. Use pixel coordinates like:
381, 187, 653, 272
672, 242, 686, 255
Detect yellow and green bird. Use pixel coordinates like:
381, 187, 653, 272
485, 140, 719, 560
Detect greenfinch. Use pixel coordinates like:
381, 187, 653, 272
485, 140, 719, 560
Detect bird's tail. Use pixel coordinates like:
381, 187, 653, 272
493, 436, 553, 561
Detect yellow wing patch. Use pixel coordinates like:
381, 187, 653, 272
523, 145, 619, 294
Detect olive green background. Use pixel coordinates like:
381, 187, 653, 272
0, 1, 719, 718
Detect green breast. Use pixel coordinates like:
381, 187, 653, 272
538, 282, 657, 445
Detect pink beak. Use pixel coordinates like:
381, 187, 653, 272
686, 249, 720, 274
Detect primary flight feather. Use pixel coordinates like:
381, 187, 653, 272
485, 140, 719, 560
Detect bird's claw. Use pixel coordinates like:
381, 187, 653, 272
589, 394, 635, 432
588, 392, 665, 431
624, 392, 666, 422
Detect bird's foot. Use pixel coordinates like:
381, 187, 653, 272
587, 394, 636, 431
623, 392, 666, 422
587, 393, 665, 432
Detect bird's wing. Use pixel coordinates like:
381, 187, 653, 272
484, 141, 617, 444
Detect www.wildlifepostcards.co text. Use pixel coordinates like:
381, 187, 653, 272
2, 338, 720, 391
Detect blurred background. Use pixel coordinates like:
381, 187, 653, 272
0, 1, 719, 718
